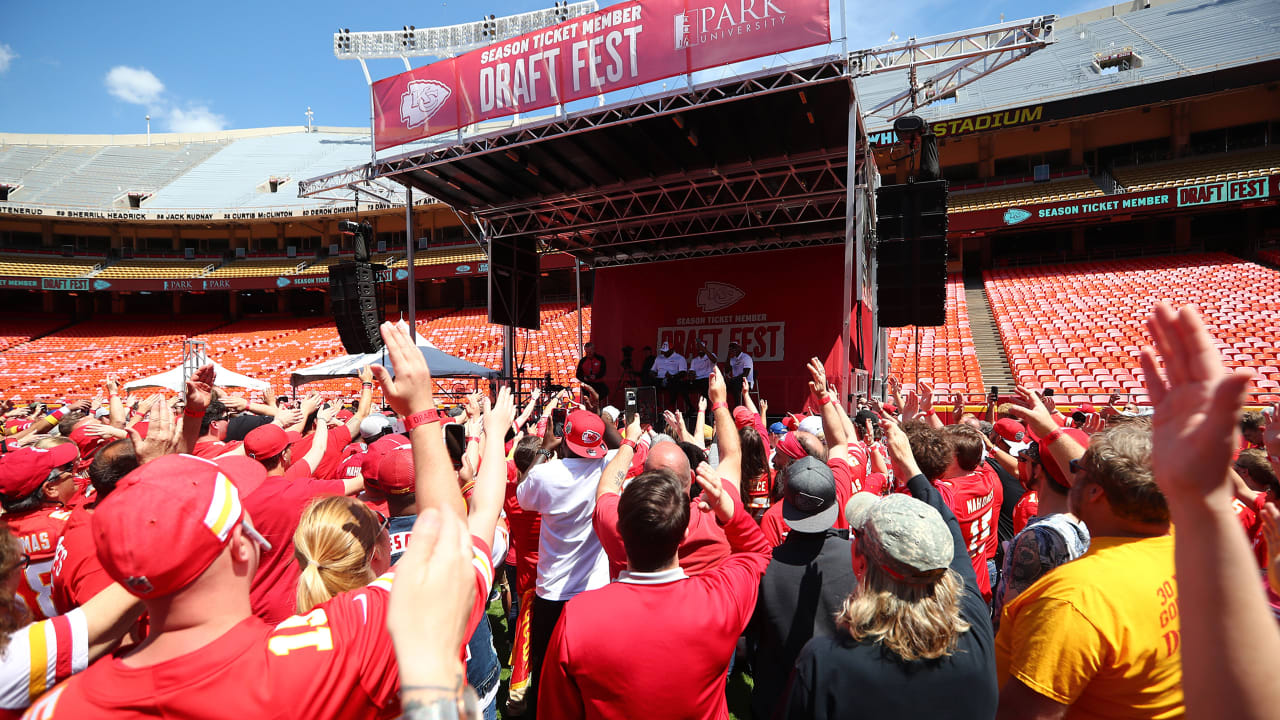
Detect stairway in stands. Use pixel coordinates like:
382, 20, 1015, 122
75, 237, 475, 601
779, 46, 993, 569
963, 277, 1014, 392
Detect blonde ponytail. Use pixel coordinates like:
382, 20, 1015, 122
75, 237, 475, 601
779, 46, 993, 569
292, 496, 381, 613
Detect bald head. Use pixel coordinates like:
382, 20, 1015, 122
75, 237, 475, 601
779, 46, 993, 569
645, 441, 693, 491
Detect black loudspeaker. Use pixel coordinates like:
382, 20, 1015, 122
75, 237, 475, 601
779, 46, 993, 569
488, 236, 540, 331
329, 261, 385, 354
876, 179, 949, 327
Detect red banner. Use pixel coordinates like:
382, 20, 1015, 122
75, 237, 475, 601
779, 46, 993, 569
374, 0, 831, 150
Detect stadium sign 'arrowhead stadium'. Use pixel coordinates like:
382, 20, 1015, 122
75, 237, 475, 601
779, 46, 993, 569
372, 0, 831, 150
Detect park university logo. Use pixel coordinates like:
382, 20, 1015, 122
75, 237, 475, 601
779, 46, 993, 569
674, 0, 789, 50
697, 281, 745, 313
400, 80, 452, 129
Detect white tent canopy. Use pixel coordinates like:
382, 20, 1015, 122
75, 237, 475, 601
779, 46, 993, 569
123, 350, 269, 393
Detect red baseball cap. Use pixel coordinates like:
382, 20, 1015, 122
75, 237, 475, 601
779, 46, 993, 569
361, 433, 410, 480
372, 447, 415, 495
336, 409, 354, 422
245, 424, 289, 461
993, 418, 1031, 454
563, 410, 606, 459
0, 445, 78, 499
92, 454, 272, 599
732, 407, 755, 430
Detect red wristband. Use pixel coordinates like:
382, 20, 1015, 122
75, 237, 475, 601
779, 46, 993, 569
184, 406, 206, 419
711, 402, 729, 412
466, 435, 481, 444
621, 438, 637, 450
821, 396, 834, 406
1040, 428, 1066, 445
404, 408, 441, 431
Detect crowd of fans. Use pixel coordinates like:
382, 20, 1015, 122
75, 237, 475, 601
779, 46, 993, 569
0, 304, 1277, 719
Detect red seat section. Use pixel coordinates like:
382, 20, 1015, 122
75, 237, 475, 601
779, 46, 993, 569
886, 275, 983, 394
985, 253, 1280, 405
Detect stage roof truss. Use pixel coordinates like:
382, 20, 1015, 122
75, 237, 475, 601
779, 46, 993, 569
852, 16, 1057, 122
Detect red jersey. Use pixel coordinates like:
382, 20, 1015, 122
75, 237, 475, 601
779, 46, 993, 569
759, 501, 788, 547
3, 508, 71, 620
50, 508, 112, 615
504, 464, 541, 592
243, 475, 345, 625
1012, 491, 1038, 535
934, 467, 1002, 601
191, 440, 242, 459
289, 427, 355, 480
26, 540, 495, 720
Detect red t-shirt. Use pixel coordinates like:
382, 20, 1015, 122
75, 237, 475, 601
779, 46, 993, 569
504, 464, 541, 592
934, 466, 1002, 601
243, 475, 345, 625
51, 508, 113, 615
29, 541, 496, 720
828, 459, 854, 532
1012, 491, 1038, 535
289, 427, 355, 480
592, 477, 734, 580
3, 507, 71, 620
540, 500, 770, 720
191, 440, 242, 459
759, 502, 788, 547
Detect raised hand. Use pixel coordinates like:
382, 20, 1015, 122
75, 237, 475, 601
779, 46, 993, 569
482, 387, 516, 437
879, 415, 922, 480
698, 396, 708, 414
663, 410, 682, 438
625, 410, 643, 441
273, 408, 304, 428
579, 382, 601, 414
1004, 385, 1057, 436
465, 392, 482, 420
806, 357, 828, 404
370, 322, 435, 417
1141, 302, 1255, 508
918, 380, 934, 414
902, 389, 920, 420
84, 423, 127, 440
1083, 412, 1107, 435
708, 367, 727, 406
387, 508, 475, 696
222, 395, 249, 413
358, 365, 374, 385
129, 400, 181, 464
693, 462, 734, 523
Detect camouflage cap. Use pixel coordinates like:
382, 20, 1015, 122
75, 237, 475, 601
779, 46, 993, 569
843, 491, 882, 533
860, 494, 953, 584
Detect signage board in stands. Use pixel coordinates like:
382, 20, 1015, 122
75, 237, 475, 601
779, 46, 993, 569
372, 0, 831, 150
949, 174, 1279, 233
40, 278, 91, 292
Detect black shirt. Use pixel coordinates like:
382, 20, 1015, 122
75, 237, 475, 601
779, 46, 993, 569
782, 475, 998, 720
749, 528, 856, 720
987, 457, 1026, 567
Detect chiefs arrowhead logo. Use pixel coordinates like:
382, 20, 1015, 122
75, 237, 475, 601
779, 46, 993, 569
696, 282, 745, 313
580, 429, 602, 445
400, 79, 452, 130
1003, 208, 1032, 226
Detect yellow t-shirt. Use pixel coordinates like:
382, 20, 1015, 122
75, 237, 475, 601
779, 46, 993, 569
995, 534, 1183, 719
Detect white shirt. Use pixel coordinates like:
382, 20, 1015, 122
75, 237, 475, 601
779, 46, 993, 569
730, 352, 755, 382
652, 352, 687, 379
517, 452, 618, 601
689, 354, 715, 379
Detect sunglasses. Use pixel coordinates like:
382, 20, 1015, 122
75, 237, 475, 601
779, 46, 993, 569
375, 511, 391, 535
2, 554, 30, 576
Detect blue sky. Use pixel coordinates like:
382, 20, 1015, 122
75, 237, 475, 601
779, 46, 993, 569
0, 0, 1099, 135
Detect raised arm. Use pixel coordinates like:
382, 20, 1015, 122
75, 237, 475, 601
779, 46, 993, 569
373, 322, 465, 519
598, 414, 642, 500
468, 388, 516, 547
343, 366, 376, 442
181, 365, 215, 454
807, 358, 848, 464
709, 368, 741, 492
1139, 302, 1280, 720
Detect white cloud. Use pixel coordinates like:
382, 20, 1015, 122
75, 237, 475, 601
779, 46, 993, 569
167, 105, 227, 133
105, 65, 165, 105
0, 44, 15, 74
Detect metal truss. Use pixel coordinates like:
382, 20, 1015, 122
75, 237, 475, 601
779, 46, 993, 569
852, 16, 1057, 123
298, 58, 850, 198
479, 159, 846, 239
296, 167, 426, 206
333, 2, 597, 61
584, 231, 842, 268
545, 192, 846, 259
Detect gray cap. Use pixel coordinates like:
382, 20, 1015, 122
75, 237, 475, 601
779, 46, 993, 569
860, 494, 953, 584
781, 456, 839, 533
359, 414, 393, 440
844, 491, 881, 532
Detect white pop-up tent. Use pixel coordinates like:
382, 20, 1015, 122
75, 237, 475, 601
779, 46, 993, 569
124, 349, 269, 393
289, 320, 497, 388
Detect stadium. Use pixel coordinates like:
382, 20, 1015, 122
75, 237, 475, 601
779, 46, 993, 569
1, 0, 1279, 718
0, 0, 1277, 411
